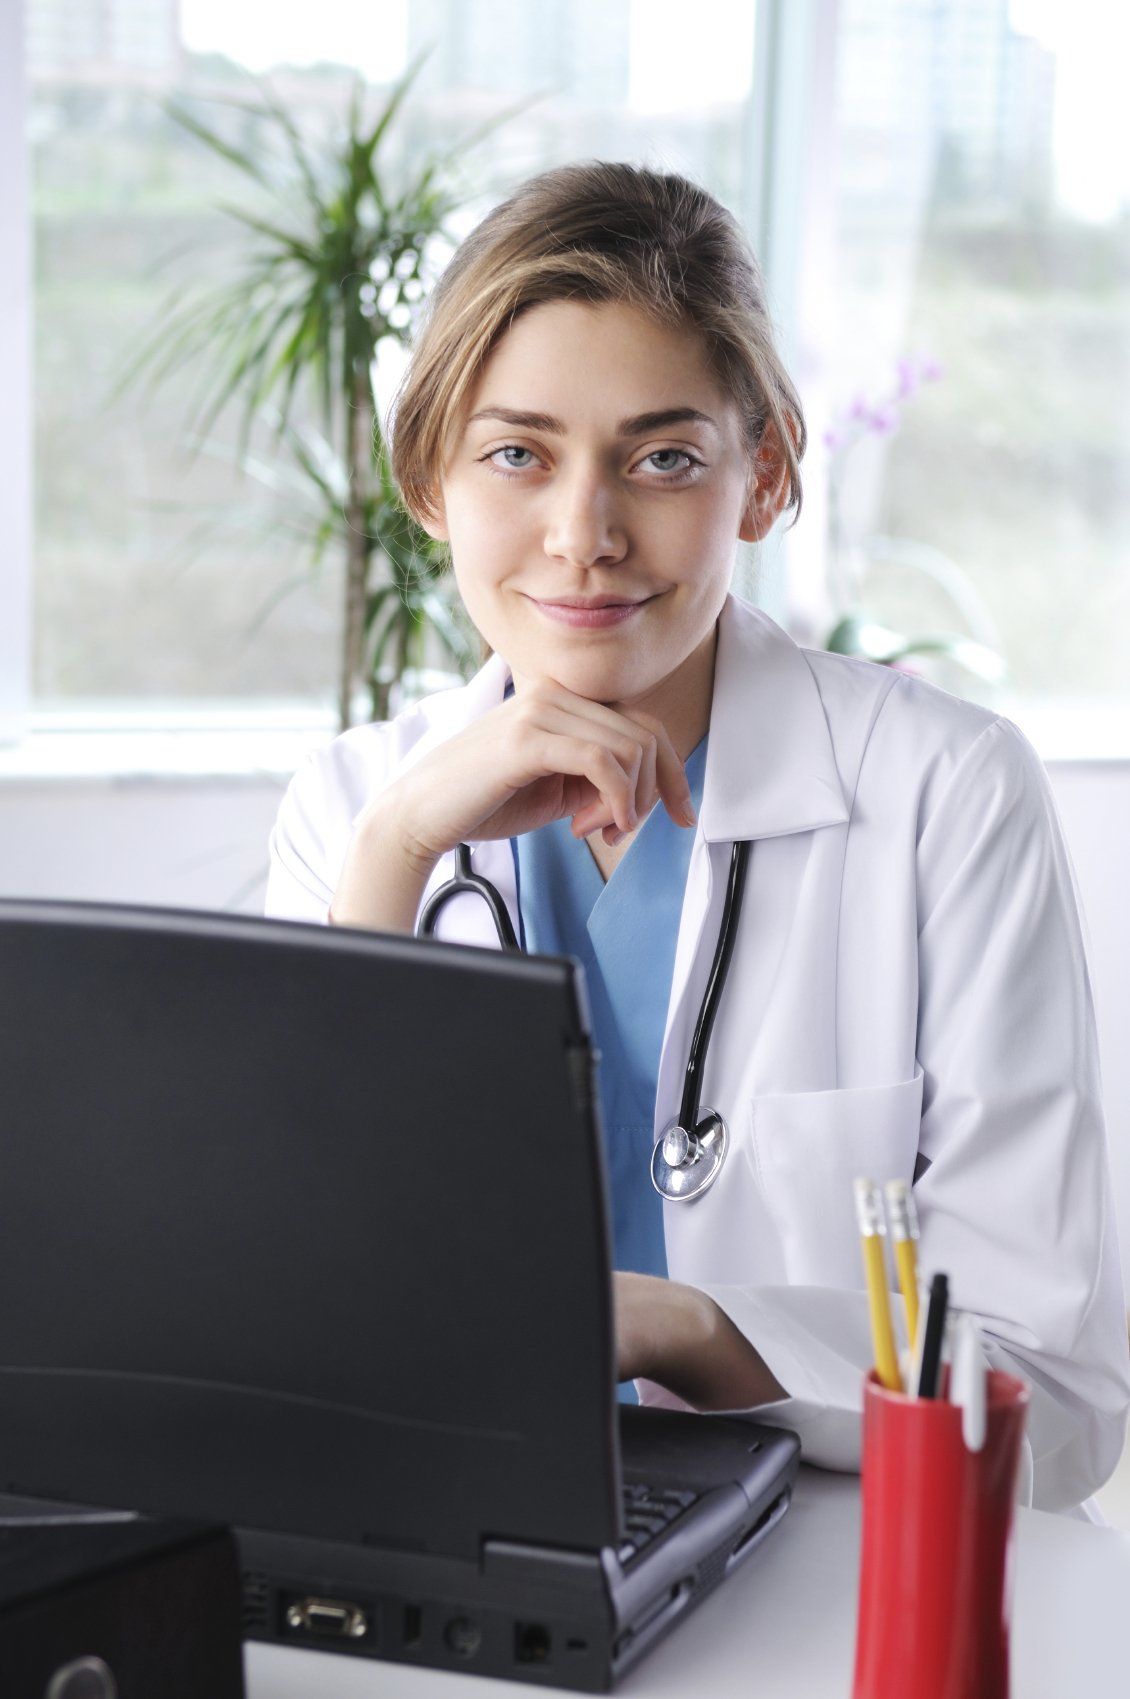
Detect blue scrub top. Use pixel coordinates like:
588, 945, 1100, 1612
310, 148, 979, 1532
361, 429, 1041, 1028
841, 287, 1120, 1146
506, 694, 709, 1399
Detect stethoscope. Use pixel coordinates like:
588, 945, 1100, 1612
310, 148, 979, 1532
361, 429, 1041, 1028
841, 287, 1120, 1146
416, 834, 751, 1202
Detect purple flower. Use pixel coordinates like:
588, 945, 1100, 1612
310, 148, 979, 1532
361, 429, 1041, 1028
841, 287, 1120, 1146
895, 356, 919, 399
918, 354, 944, 382
868, 405, 899, 434
822, 426, 842, 452
847, 392, 870, 421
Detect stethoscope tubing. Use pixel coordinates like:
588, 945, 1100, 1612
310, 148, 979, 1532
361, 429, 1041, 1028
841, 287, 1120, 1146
417, 841, 521, 951
417, 833, 750, 1153
677, 837, 751, 1133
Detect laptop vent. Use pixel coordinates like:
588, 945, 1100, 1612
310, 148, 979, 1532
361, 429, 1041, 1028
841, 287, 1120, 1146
693, 1544, 728, 1600
241, 1569, 271, 1633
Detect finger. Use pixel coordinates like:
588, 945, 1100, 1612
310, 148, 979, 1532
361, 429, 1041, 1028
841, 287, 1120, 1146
627, 707, 696, 827
508, 679, 695, 834
598, 725, 656, 847
572, 708, 690, 838
524, 731, 639, 835
515, 699, 648, 829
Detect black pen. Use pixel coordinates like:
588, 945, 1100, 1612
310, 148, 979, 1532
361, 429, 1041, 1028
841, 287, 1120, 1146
914, 1272, 949, 1399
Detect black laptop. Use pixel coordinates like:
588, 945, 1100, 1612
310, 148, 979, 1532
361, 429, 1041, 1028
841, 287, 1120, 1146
0, 898, 799, 1692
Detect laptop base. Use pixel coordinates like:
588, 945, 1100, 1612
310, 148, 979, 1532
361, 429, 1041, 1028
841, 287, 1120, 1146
238, 1407, 800, 1693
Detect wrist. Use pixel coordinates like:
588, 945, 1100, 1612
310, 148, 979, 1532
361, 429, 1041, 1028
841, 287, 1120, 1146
638, 1280, 715, 1389
329, 788, 440, 934
359, 783, 441, 881
645, 1281, 787, 1411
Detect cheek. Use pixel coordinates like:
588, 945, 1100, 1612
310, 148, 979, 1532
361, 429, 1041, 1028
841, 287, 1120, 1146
444, 480, 523, 565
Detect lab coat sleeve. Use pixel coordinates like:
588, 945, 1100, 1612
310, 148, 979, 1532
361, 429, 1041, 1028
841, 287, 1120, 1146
264, 748, 339, 924
264, 726, 396, 925
639, 717, 1130, 1514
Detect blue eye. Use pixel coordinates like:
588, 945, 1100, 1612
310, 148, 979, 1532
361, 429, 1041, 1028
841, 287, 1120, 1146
488, 445, 536, 474
479, 445, 706, 485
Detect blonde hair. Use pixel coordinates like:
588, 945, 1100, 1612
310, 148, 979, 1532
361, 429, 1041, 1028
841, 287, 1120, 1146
389, 160, 806, 532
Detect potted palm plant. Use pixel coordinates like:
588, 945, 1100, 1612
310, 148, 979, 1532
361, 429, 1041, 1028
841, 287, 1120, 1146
113, 52, 524, 728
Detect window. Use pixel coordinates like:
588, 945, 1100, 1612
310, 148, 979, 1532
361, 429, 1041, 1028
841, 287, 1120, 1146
822, 0, 1129, 719
22, 0, 766, 714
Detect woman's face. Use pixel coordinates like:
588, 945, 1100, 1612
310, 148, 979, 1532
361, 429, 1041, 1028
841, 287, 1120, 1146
426, 298, 783, 708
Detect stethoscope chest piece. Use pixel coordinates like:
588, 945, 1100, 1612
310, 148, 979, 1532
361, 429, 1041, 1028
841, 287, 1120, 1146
650, 1108, 728, 1202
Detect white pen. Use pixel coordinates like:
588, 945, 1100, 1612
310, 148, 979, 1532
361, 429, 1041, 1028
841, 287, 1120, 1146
950, 1312, 987, 1452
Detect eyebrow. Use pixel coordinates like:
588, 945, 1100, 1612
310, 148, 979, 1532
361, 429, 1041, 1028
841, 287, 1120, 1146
464, 405, 719, 437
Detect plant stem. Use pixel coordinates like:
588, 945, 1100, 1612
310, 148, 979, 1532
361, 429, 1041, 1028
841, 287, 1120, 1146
341, 365, 372, 732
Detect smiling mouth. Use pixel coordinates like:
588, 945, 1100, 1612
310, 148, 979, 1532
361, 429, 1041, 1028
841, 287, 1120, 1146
532, 595, 656, 609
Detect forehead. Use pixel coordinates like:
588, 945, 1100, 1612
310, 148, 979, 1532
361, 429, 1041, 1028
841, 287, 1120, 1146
459, 298, 733, 430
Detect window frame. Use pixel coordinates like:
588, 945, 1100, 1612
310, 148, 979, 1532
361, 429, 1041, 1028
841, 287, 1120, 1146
1, 0, 32, 748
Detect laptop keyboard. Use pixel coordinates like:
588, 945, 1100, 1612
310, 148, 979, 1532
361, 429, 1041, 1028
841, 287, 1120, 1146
617, 1481, 699, 1567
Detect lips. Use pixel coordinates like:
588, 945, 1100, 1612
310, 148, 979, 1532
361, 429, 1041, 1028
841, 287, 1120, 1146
530, 596, 652, 629
535, 595, 652, 609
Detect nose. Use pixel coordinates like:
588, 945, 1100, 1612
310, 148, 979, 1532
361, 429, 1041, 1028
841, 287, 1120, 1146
542, 464, 627, 568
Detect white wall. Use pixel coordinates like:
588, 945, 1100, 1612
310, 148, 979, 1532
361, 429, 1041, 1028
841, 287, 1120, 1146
3, 758, 1129, 1301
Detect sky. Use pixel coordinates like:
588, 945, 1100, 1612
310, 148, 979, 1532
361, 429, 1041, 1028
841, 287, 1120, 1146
1010, 0, 1130, 220
178, 0, 1128, 221
180, 0, 409, 84
178, 0, 758, 110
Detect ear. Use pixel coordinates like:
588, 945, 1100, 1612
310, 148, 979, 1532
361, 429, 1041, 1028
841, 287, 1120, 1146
416, 487, 450, 543
737, 417, 793, 543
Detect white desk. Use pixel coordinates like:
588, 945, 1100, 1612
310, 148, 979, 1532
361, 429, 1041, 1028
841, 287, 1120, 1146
245, 1466, 1130, 1697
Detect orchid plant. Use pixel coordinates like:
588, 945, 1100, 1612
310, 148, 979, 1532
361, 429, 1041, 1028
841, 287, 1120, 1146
821, 355, 1006, 689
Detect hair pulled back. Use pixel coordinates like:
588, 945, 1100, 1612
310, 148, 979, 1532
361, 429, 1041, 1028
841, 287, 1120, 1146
389, 160, 806, 528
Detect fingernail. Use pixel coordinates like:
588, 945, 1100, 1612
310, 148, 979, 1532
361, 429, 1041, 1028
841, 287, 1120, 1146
682, 801, 698, 826
610, 829, 627, 846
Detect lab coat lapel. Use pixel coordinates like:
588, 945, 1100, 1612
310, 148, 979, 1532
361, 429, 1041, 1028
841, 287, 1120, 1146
654, 595, 850, 1140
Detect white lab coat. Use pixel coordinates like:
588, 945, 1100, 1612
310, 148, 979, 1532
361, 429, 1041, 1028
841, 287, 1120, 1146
264, 590, 1130, 1519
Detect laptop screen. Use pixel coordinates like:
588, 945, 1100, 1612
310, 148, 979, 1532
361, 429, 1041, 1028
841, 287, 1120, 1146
0, 900, 622, 1559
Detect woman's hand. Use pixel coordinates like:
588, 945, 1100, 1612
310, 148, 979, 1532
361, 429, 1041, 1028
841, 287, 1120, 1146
370, 675, 697, 869
613, 1272, 788, 1410
330, 676, 698, 931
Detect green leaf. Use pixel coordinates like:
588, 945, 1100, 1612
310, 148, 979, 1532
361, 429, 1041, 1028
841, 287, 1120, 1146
161, 96, 273, 189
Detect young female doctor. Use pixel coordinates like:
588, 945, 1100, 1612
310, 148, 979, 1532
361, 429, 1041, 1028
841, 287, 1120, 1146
265, 161, 1130, 1520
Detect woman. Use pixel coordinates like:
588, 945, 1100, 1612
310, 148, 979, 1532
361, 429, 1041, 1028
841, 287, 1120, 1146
265, 161, 1130, 1519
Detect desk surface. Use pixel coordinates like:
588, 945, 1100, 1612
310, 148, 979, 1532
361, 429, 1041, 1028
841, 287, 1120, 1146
245, 1467, 1130, 1697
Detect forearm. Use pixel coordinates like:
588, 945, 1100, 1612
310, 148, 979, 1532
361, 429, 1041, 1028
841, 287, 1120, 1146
620, 1275, 788, 1410
328, 803, 437, 935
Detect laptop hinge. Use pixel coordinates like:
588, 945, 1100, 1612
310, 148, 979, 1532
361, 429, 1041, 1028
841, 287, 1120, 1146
564, 1042, 598, 1120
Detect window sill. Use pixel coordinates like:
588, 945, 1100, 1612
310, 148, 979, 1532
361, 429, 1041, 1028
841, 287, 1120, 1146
998, 699, 1130, 767
0, 705, 340, 783
1, 698, 1129, 783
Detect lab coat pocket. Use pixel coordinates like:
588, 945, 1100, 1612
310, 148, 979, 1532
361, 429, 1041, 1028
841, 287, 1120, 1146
749, 1069, 924, 1289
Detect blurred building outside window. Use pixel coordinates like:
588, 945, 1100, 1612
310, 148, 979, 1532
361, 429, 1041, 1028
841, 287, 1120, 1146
5, 0, 1127, 757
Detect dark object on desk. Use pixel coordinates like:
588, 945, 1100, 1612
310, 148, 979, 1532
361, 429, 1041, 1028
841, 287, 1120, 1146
0, 1505, 245, 1698
0, 899, 800, 1693
915, 1271, 950, 1399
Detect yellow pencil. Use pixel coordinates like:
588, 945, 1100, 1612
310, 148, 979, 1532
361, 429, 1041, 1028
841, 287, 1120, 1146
854, 1178, 902, 1391
885, 1178, 921, 1350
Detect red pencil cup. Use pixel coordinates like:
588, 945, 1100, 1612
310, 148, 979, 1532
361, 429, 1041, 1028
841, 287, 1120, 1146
852, 1366, 1029, 1699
